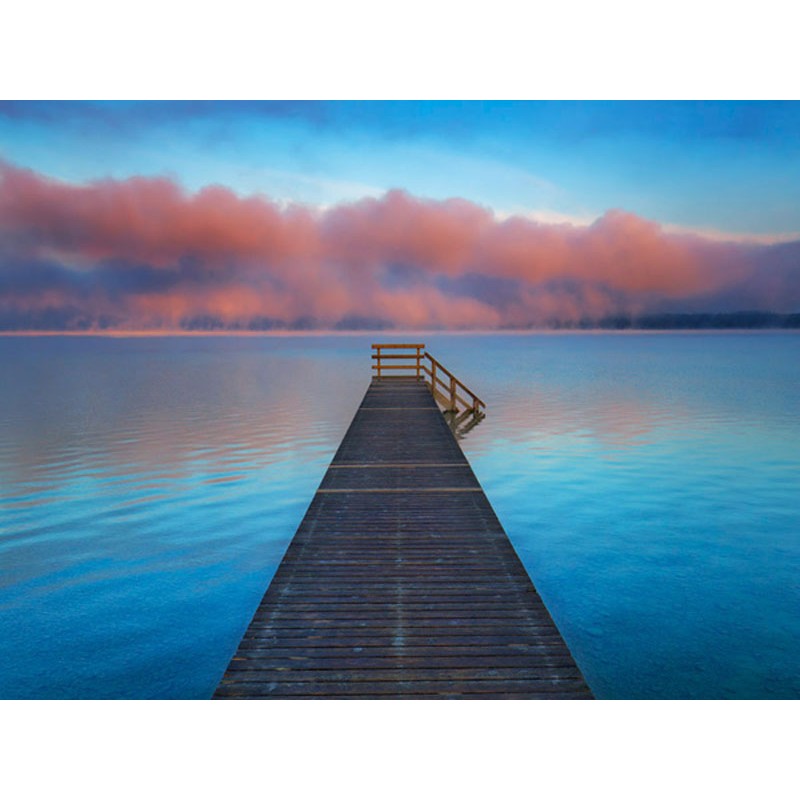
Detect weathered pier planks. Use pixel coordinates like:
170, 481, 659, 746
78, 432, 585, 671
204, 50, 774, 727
214, 376, 592, 699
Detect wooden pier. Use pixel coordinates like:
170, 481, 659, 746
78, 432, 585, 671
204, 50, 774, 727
214, 345, 592, 699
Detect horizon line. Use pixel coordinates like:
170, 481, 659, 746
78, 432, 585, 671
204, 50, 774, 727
2, 328, 799, 338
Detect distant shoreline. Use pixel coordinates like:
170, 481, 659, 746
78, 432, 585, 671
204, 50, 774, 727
1, 315, 799, 337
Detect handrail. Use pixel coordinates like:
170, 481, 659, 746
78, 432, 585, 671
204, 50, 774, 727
371, 342, 423, 379
423, 353, 485, 412
371, 343, 486, 417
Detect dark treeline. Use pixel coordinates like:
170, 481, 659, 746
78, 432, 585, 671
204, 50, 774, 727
2, 310, 800, 332
555, 311, 800, 330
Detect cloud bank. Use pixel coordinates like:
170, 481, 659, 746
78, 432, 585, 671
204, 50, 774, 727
1, 161, 798, 330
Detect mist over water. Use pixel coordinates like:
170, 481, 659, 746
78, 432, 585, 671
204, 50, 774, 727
1, 332, 798, 698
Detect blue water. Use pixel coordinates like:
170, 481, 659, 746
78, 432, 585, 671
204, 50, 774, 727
1, 333, 798, 698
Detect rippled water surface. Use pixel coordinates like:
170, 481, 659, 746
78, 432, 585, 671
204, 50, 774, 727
1, 333, 799, 698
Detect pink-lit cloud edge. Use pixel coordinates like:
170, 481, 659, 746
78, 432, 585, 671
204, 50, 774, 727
1, 160, 798, 331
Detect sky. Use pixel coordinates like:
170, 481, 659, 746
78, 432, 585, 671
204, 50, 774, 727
1, 100, 799, 330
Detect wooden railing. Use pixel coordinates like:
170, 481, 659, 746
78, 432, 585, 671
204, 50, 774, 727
371, 343, 486, 420
422, 352, 485, 415
371, 343, 424, 379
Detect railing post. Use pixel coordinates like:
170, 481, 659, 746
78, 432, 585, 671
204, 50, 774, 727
377, 346, 382, 379
449, 375, 457, 411
416, 346, 421, 380
431, 359, 436, 394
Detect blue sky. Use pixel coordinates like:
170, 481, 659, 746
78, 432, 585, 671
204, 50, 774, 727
2, 100, 799, 239
2, 100, 799, 330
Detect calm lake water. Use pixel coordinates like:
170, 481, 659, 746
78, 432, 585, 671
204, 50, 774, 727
1, 332, 798, 699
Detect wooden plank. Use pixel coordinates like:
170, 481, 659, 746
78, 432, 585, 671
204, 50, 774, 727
217, 692, 591, 700
328, 463, 471, 468
214, 377, 592, 700
222, 667, 586, 683
232, 648, 581, 662
215, 680, 593, 698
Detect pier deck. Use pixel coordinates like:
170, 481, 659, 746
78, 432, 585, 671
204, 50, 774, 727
214, 377, 592, 699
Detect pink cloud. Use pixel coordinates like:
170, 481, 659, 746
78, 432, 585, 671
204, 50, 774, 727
1, 160, 797, 330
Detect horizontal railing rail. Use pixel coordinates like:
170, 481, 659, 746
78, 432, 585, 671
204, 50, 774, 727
371, 343, 486, 418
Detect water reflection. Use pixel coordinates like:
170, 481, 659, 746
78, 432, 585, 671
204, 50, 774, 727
0, 335, 369, 698
1, 332, 799, 698
446, 332, 800, 699
443, 407, 485, 439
